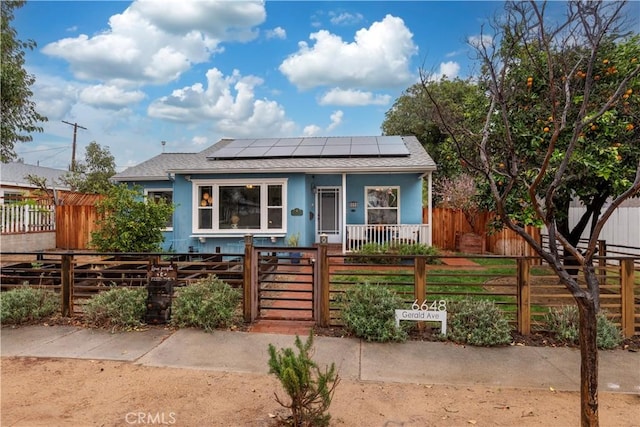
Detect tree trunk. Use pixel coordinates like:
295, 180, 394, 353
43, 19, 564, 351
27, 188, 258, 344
577, 298, 599, 427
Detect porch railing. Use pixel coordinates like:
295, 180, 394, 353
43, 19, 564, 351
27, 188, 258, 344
346, 224, 430, 252
0, 204, 56, 234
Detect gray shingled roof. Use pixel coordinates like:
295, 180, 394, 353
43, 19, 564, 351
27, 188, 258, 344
0, 162, 71, 189
112, 136, 436, 182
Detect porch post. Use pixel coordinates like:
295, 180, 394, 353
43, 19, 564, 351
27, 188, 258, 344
428, 171, 433, 245
342, 173, 347, 254
243, 234, 254, 322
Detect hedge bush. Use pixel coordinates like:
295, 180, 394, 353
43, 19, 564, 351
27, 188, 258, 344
0, 287, 60, 324
338, 283, 408, 342
447, 298, 512, 346
545, 305, 623, 350
83, 287, 147, 329
171, 275, 241, 331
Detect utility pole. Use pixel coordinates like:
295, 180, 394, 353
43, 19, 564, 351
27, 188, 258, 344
62, 121, 87, 172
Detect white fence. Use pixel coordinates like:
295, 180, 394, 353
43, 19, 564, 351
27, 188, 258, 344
0, 204, 56, 234
346, 224, 431, 252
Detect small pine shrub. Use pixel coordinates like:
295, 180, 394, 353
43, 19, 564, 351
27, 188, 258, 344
171, 275, 240, 331
448, 298, 512, 346
545, 305, 623, 350
83, 287, 147, 329
338, 283, 408, 342
268, 332, 339, 427
0, 287, 60, 324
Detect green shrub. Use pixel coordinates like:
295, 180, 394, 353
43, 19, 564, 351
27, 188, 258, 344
351, 242, 440, 265
83, 287, 146, 329
448, 298, 512, 346
268, 332, 339, 427
545, 305, 623, 349
0, 287, 60, 324
338, 283, 408, 342
171, 275, 240, 331
545, 306, 579, 343
596, 312, 623, 350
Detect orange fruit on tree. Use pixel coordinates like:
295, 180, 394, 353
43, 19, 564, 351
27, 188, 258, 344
626, 123, 635, 131
543, 127, 550, 133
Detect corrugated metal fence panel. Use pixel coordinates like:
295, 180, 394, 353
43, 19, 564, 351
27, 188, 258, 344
568, 206, 640, 250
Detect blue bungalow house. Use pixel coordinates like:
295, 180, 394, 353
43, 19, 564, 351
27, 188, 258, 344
112, 135, 436, 253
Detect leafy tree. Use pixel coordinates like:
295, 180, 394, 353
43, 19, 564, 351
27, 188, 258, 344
1, 0, 47, 162
61, 142, 116, 194
90, 184, 174, 252
381, 78, 488, 184
420, 2, 639, 425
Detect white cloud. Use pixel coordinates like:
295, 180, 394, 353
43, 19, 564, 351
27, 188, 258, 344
32, 79, 78, 120
279, 14, 417, 90
327, 110, 343, 131
192, 135, 209, 146
41, 0, 266, 86
303, 124, 321, 136
329, 12, 364, 26
468, 34, 493, 49
421, 61, 462, 82
148, 67, 295, 137
265, 26, 286, 40
319, 88, 391, 106
79, 84, 146, 109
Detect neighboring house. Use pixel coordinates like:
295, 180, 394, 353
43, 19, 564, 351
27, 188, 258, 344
0, 162, 70, 203
0, 162, 70, 252
112, 136, 437, 253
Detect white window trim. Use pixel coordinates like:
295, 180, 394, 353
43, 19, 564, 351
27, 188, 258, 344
192, 178, 287, 235
364, 186, 400, 225
144, 188, 174, 231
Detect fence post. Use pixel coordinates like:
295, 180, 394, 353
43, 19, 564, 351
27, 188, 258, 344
414, 256, 427, 331
243, 235, 253, 322
620, 259, 634, 338
414, 256, 426, 302
61, 253, 74, 317
319, 234, 330, 327
517, 258, 531, 335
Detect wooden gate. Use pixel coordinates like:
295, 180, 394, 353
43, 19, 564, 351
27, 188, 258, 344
251, 247, 318, 321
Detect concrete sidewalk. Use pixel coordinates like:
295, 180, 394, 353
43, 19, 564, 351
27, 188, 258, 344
1, 325, 638, 394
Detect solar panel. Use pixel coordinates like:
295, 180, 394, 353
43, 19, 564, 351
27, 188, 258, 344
207, 136, 409, 159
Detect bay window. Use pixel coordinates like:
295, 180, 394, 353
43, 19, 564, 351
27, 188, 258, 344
193, 179, 286, 233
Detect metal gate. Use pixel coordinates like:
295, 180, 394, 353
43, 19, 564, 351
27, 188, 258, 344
252, 247, 318, 321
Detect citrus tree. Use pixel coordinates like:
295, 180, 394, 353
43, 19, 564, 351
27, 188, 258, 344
420, 2, 639, 425
91, 184, 174, 252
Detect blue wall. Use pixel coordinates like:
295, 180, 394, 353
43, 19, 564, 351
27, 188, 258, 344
129, 171, 424, 253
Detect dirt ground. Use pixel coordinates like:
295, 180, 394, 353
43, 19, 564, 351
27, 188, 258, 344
1, 356, 638, 427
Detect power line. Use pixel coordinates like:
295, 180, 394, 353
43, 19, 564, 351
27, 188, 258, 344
61, 121, 87, 172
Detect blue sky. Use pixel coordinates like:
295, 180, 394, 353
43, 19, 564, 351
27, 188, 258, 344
14, 0, 508, 172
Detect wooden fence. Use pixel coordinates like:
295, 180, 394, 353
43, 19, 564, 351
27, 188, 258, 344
426, 207, 541, 256
0, 204, 55, 234
55, 205, 101, 250
1, 248, 638, 337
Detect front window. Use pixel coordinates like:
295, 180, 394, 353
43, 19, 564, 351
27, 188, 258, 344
193, 179, 286, 233
146, 189, 173, 230
366, 187, 399, 224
